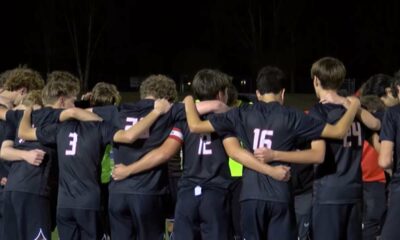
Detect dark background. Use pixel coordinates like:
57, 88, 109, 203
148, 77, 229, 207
1, 0, 400, 93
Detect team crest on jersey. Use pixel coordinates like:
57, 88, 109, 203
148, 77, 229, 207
33, 228, 47, 240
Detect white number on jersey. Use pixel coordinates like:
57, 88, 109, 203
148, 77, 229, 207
343, 122, 362, 147
198, 134, 212, 155
65, 132, 78, 156
125, 117, 149, 139
253, 128, 274, 150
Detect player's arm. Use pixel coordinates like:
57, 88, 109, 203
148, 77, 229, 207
223, 137, 290, 181
254, 140, 326, 164
356, 108, 380, 131
113, 99, 172, 143
378, 140, 393, 169
112, 138, 181, 181
59, 107, 103, 122
184, 95, 215, 133
18, 107, 37, 141
0, 140, 45, 166
320, 96, 361, 139
0, 107, 9, 120
195, 100, 230, 114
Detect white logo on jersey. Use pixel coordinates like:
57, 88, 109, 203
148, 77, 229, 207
343, 122, 362, 147
125, 117, 149, 139
33, 228, 47, 240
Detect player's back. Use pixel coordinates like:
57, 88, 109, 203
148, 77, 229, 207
5, 107, 61, 196
211, 101, 325, 203
310, 103, 364, 204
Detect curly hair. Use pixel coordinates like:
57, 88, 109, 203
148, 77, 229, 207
91, 82, 121, 106
22, 90, 43, 107
140, 74, 177, 102
47, 71, 81, 93
42, 80, 80, 105
3, 68, 44, 92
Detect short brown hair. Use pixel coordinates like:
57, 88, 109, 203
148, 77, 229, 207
311, 57, 346, 90
360, 95, 385, 112
42, 80, 79, 105
140, 74, 177, 102
22, 90, 43, 107
47, 71, 81, 93
192, 69, 231, 101
3, 68, 44, 92
91, 82, 121, 106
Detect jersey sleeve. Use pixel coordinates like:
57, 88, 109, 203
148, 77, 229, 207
380, 107, 397, 142
168, 121, 184, 144
4, 110, 22, 141
100, 122, 119, 146
209, 108, 239, 134
36, 124, 59, 146
51, 109, 63, 123
292, 109, 325, 142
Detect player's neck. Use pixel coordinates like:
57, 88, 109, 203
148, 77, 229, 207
258, 94, 281, 104
318, 89, 338, 100
0, 91, 15, 102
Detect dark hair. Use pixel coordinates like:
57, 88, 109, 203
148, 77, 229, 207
311, 57, 346, 90
361, 74, 395, 98
226, 84, 238, 107
91, 82, 121, 106
192, 69, 231, 101
361, 95, 385, 113
256, 66, 286, 94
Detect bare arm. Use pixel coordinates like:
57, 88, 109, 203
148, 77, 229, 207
195, 100, 230, 114
112, 138, 181, 181
356, 108, 381, 131
320, 97, 361, 139
18, 107, 37, 141
254, 140, 326, 164
113, 99, 172, 143
59, 107, 102, 122
379, 140, 393, 169
184, 95, 215, 133
0, 140, 45, 166
223, 137, 290, 181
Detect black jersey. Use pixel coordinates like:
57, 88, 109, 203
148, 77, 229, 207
95, 100, 184, 194
380, 105, 400, 192
169, 115, 234, 190
0, 120, 11, 179
210, 101, 325, 203
36, 121, 118, 210
4, 107, 62, 196
310, 103, 364, 204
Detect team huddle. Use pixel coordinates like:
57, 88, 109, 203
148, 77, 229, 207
0, 57, 398, 240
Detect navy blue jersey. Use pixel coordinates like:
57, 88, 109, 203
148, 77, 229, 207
95, 100, 184, 194
4, 108, 62, 196
310, 103, 364, 204
93, 105, 121, 128
210, 101, 325, 203
36, 121, 118, 210
380, 105, 400, 192
0, 120, 11, 178
169, 115, 234, 190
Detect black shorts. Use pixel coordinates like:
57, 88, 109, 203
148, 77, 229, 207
57, 208, 101, 240
241, 199, 296, 240
173, 187, 231, 240
312, 202, 362, 240
381, 190, 400, 240
1, 191, 51, 240
108, 193, 165, 240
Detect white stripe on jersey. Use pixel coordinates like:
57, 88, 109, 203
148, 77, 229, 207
169, 127, 183, 141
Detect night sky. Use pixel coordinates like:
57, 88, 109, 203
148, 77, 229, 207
1, 0, 400, 93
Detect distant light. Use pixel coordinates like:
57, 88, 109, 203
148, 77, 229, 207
187, 82, 191, 86
240, 80, 247, 86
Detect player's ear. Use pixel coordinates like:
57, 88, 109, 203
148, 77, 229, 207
313, 76, 320, 88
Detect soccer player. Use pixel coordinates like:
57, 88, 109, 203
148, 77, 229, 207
184, 65, 361, 240
379, 76, 400, 239
0, 73, 101, 240
17, 97, 171, 240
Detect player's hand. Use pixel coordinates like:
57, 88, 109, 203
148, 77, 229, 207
254, 147, 275, 163
112, 164, 131, 181
23, 149, 45, 166
154, 99, 172, 115
81, 92, 92, 101
346, 96, 361, 108
269, 165, 291, 182
0, 177, 7, 186
319, 92, 346, 105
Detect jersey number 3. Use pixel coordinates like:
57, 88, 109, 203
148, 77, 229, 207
66, 132, 78, 156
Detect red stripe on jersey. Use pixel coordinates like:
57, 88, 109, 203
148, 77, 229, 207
169, 128, 183, 143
